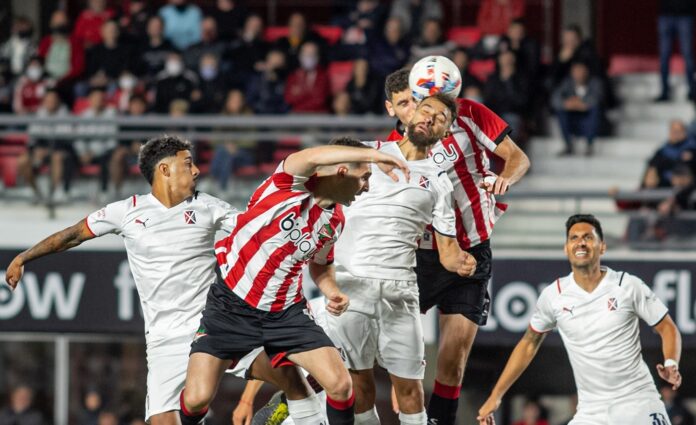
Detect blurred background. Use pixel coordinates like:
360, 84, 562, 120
1, 0, 696, 424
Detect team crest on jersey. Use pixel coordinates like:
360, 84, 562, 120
607, 297, 618, 311
419, 175, 430, 189
318, 223, 335, 241
184, 210, 196, 224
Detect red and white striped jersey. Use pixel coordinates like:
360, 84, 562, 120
214, 162, 345, 312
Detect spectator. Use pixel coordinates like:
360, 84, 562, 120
73, 0, 116, 49
389, 0, 442, 41
332, 91, 352, 116
97, 411, 119, 425
368, 16, 410, 80
284, 41, 331, 113
110, 95, 147, 199
410, 18, 455, 62
483, 50, 529, 139
13, 57, 49, 115
656, 0, 695, 101
183, 16, 227, 71
152, 52, 200, 113
511, 398, 549, 425
551, 61, 604, 156
118, 0, 151, 44
660, 383, 695, 425
498, 19, 541, 79
225, 14, 268, 82
332, 0, 387, 60
275, 12, 325, 70
193, 53, 229, 113
85, 20, 132, 80
462, 84, 484, 102
476, 0, 525, 37
246, 48, 289, 114
208, 0, 248, 42
549, 25, 602, 89
79, 389, 103, 425
17, 89, 72, 203
0, 385, 44, 425
137, 16, 176, 80
38, 10, 85, 85
0, 16, 37, 79
110, 70, 143, 113
345, 58, 381, 114
645, 120, 696, 188
209, 89, 255, 191
452, 47, 483, 94
159, 0, 203, 50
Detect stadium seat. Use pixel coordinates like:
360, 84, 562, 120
313, 25, 343, 45
235, 165, 261, 178
328, 61, 354, 95
80, 164, 101, 176
1, 134, 29, 146
469, 59, 496, 81
0, 155, 20, 187
447, 26, 482, 47
72, 97, 92, 115
608, 54, 685, 76
264, 26, 289, 42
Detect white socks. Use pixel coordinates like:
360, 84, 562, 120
399, 411, 427, 425
287, 394, 326, 425
355, 406, 380, 425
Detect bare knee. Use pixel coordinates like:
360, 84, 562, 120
393, 381, 424, 413
324, 369, 353, 401
183, 384, 214, 413
149, 411, 180, 425
351, 370, 376, 412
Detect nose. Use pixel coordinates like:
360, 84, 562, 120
361, 179, 370, 194
192, 163, 200, 178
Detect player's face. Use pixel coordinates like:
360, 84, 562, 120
333, 163, 371, 206
407, 97, 452, 147
385, 89, 417, 124
167, 150, 200, 197
565, 222, 606, 269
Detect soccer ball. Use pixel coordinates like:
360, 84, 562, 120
409, 55, 462, 101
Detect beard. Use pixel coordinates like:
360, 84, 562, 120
407, 123, 440, 148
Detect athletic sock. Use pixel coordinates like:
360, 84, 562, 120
287, 394, 326, 425
326, 392, 355, 425
398, 411, 427, 425
179, 389, 208, 425
426, 381, 460, 425
354, 406, 380, 425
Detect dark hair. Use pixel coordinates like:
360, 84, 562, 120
328, 136, 369, 148
565, 214, 603, 241
425, 92, 459, 123
129, 94, 147, 104
565, 24, 583, 38
384, 68, 410, 101
138, 135, 192, 184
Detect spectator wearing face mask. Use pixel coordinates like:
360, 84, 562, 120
13, 57, 49, 114
137, 16, 177, 80
152, 52, 200, 113
38, 10, 85, 84
284, 41, 330, 113
275, 12, 325, 70
110, 70, 143, 113
193, 53, 230, 113
159, 0, 203, 50
182, 16, 227, 71
0, 16, 37, 79
226, 14, 269, 81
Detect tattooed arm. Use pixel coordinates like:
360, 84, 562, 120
4, 218, 96, 289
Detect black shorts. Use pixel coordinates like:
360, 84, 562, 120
415, 240, 492, 326
190, 281, 335, 366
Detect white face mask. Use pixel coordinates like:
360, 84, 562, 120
26, 66, 42, 81
166, 60, 183, 76
119, 75, 136, 90
299, 55, 318, 71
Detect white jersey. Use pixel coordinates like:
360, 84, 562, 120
87, 192, 238, 338
334, 141, 456, 281
529, 267, 669, 405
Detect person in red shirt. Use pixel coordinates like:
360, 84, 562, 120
73, 0, 115, 49
12, 57, 49, 115
284, 41, 331, 113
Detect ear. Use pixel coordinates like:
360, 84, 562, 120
158, 162, 170, 178
385, 100, 395, 117
599, 241, 607, 255
336, 165, 349, 177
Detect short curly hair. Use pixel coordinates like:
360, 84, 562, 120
384, 68, 410, 101
138, 135, 192, 185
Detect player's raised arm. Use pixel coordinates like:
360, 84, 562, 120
5, 218, 96, 290
232, 379, 265, 425
434, 234, 477, 277
654, 315, 683, 390
477, 328, 546, 423
283, 144, 410, 182
481, 136, 530, 195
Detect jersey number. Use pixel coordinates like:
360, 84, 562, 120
650, 413, 668, 425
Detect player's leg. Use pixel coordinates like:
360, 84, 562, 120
350, 369, 379, 425
389, 375, 425, 425
179, 352, 230, 424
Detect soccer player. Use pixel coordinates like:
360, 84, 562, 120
327, 93, 477, 425
477, 214, 682, 425
178, 138, 410, 425
4, 136, 267, 425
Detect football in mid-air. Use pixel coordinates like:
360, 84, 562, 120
409, 55, 462, 101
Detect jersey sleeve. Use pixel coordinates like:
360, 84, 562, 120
625, 274, 669, 326
457, 98, 512, 152
206, 195, 239, 233
431, 171, 456, 237
275, 161, 314, 193
86, 198, 129, 236
311, 242, 335, 266
529, 286, 557, 333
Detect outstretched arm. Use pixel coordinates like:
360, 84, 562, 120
481, 136, 530, 195
5, 218, 96, 289
477, 328, 546, 423
232, 379, 265, 425
654, 315, 682, 390
284, 145, 410, 181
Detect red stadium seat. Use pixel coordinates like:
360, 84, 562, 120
328, 61, 354, 95
0, 145, 26, 156
607, 54, 685, 76
2, 134, 29, 146
264, 26, 289, 42
0, 155, 19, 187
447, 26, 482, 47
80, 164, 101, 176
469, 59, 496, 81
313, 25, 343, 45
72, 97, 92, 115
235, 165, 261, 178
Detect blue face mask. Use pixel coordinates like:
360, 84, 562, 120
200, 65, 218, 81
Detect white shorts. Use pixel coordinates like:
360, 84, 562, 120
570, 394, 671, 425
145, 332, 262, 422
326, 271, 425, 380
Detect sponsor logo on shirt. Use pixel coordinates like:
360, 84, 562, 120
608, 297, 618, 311
562, 305, 575, 316
431, 142, 459, 165
135, 217, 149, 228
280, 212, 315, 256
184, 210, 196, 224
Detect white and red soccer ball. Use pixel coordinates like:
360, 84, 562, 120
409, 55, 462, 101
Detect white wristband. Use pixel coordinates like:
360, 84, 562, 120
664, 359, 679, 370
